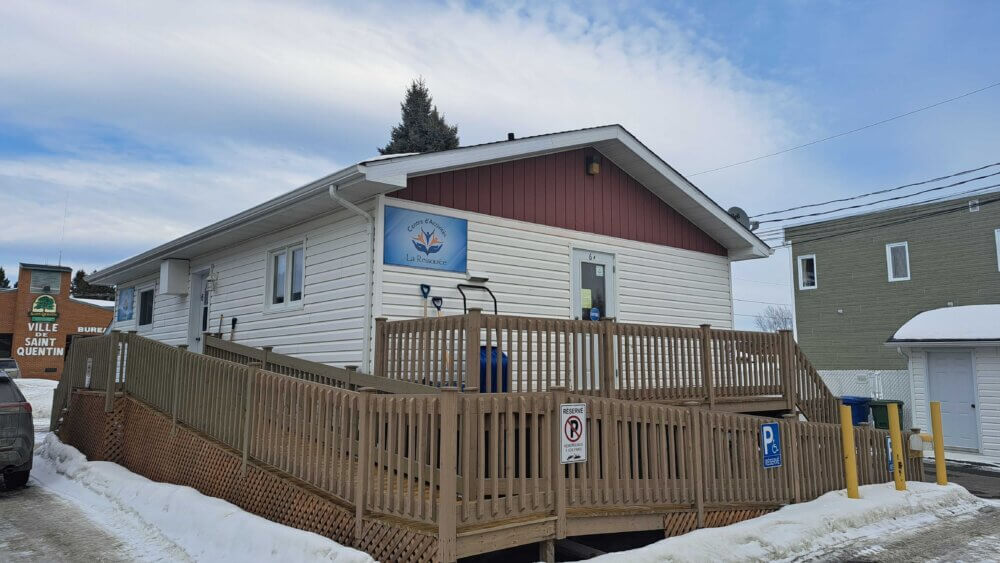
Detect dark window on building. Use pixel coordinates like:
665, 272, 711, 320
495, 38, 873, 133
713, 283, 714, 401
30, 270, 61, 294
797, 255, 817, 290
139, 288, 154, 326
44, 367, 57, 373
0, 334, 12, 358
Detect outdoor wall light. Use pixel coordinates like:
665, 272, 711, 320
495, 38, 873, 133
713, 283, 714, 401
586, 156, 600, 175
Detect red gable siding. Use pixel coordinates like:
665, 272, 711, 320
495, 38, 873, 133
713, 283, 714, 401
391, 148, 727, 256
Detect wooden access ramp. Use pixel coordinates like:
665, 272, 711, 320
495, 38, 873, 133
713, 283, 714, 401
54, 332, 920, 562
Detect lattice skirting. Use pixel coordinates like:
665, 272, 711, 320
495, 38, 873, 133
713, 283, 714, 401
61, 392, 438, 563
663, 507, 775, 538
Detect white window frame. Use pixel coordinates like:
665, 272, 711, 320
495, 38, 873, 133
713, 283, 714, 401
265, 241, 305, 311
995, 228, 1000, 272
136, 283, 156, 331
885, 241, 911, 282
797, 254, 818, 290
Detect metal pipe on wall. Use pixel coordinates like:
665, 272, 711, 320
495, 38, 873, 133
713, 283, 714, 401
328, 185, 375, 371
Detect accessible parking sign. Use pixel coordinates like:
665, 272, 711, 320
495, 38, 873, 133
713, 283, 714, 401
761, 422, 782, 469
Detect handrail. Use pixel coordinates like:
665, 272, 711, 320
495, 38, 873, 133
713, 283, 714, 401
375, 312, 840, 423
203, 334, 438, 395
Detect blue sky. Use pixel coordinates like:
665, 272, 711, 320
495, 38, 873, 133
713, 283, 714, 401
1, 1, 998, 328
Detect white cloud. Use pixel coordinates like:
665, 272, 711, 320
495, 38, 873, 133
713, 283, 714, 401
0, 0, 819, 310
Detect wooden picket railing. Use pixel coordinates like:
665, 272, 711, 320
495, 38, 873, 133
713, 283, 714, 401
375, 310, 839, 423
204, 334, 437, 395
56, 331, 919, 561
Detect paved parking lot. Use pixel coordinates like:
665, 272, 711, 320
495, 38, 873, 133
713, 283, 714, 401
0, 483, 132, 562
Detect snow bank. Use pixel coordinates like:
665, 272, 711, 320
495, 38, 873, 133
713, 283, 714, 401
16, 377, 58, 431
592, 482, 993, 563
33, 435, 374, 563
890, 304, 1000, 341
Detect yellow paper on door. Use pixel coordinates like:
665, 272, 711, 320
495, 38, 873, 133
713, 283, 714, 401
580, 288, 592, 310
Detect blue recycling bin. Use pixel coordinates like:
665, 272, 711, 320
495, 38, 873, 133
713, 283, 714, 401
840, 396, 872, 426
479, 346, 510, 393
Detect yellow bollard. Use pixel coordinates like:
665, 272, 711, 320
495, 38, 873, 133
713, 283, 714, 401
887, 402, 906, 491
839, 404, 860, 499
930, 401, 948, 485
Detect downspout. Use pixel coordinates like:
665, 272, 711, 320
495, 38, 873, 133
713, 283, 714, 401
329, 185, 375, 372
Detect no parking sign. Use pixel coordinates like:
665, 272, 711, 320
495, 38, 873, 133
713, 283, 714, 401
560, 403, 587, 464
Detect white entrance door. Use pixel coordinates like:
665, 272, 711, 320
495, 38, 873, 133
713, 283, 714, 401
571, 249, 616, 321
927, 350, 978, 450
188, 271, 210, 353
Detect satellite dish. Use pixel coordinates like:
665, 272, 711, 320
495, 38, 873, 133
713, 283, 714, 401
727, 206, 752, 229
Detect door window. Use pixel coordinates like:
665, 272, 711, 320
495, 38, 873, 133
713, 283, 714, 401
572, 249, 615, 320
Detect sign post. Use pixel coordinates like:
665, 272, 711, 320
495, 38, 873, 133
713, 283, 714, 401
761, 422, 782, 469
560, 403, 587, 464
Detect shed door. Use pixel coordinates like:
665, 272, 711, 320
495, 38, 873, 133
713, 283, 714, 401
571, 249, 616, 321
927, 350, 978, 450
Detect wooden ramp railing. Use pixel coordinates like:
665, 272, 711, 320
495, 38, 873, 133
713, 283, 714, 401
55, 332, 920, 561
375, 310, 840, 423
204, 335, 438, 394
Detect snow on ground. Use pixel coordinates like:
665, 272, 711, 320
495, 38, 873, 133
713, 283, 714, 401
591, 482, 997, 563
927, 449, 1000, 472
33, 434, 374, 562
16, 378, 58, 445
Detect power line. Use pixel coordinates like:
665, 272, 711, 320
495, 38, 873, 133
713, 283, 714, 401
690, 80, 1000, 176
771, 193, 1000, 247
750, 161, 1000, 218
758, 170, 1000, 224
756, 182, 1000, 239
733, 298, 792, 306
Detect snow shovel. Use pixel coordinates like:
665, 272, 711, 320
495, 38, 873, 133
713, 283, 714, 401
420, 284, 431, 317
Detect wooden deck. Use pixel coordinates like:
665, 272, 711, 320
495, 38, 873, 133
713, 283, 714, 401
375, 311, 840, 423
56, 331, 909, 562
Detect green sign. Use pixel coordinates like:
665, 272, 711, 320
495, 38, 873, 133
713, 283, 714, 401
30, 295, 58, 322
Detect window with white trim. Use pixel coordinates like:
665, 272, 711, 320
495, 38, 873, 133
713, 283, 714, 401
266, 243, 304, 308
797, 254, 817, 290
886, 242, 910, 282
995, 228, 1000, 272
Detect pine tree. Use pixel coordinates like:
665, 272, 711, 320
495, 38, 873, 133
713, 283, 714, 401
0, 267, 9, 288
71, 268, 114, 300
379, 78, 459, 155
72, 269, 90, 296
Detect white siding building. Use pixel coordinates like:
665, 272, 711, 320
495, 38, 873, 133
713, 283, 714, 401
91, 126, 771, 373
888, 304, 1000, 459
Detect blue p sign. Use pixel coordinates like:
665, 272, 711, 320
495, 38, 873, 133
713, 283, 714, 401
762, 422, 782, 469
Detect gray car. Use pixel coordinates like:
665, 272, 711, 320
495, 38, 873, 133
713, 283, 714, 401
0, 370, 32, 489
0, 358, 19, 379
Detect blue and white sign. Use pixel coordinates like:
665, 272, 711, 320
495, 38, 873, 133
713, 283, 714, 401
761, 422, 782, 469
383, 206, 468, 273
886, 436, 894, 473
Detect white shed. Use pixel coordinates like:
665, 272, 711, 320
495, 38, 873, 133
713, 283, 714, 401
887, 304, 1000, 459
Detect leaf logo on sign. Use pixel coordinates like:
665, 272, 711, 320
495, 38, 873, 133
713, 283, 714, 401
412, 229, 444, 255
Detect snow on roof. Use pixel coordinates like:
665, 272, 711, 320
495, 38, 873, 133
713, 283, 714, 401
71, 296, 115, 309
889, 304, 1000, 342
359, 152, 419, 163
